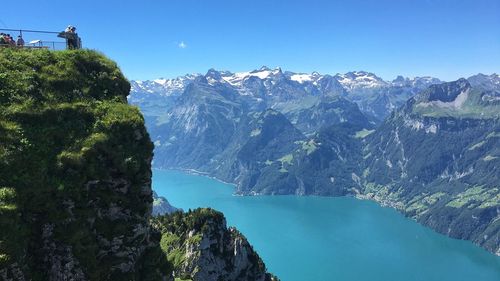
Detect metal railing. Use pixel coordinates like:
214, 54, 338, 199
0, 28, 81, 50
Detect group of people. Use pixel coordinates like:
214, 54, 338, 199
58, 25, 81, 49
0, 33, 24, 47
0, 25, 81, 50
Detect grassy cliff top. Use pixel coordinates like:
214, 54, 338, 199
0, 48, 130, 107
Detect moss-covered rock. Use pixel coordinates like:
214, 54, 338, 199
152, 208, 278, 281
0, 48, 160, 280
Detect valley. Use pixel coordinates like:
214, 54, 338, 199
153, 169, 500, 281
130, 69, 500, 255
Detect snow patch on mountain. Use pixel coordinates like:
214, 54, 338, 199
290, 74, 313, 83
131, 68, 444, 98
131, 74, 201, 96
334, 71, 388, 90
129, 68, 449, 119
221, 67, 282, 86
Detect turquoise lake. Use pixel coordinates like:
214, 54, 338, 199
153, 169, 500, 281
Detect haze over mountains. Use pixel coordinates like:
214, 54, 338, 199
129, 69, 500, 256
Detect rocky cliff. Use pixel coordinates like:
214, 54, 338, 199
152, 208, 277, 281
0, 49, 275, 280
362, 79, 500, 255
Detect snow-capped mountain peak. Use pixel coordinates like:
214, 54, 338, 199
130, 68, 444, 107
290, 74, 314, 83
129, 68, 470, 120
219, 67, 283, 86
131, 73, 201, 96
334, 71, 388, 90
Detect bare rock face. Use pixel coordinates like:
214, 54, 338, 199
42, 224, 86, 281
153, 208, 279, 281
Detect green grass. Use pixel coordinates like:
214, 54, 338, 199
424, 192, 446, 205
446, 186, 499, 208
186, 233, 202, 245
167, 248, 186, 269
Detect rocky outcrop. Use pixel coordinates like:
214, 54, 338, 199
0, 48, 276, 280
152, 209, 278, 281
0, 49, 158, 280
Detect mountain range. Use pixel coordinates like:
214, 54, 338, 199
129, 68, 499, 256
130, 68, 446, 121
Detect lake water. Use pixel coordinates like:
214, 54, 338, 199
153, 169, 500, 281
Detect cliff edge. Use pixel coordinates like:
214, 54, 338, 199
0, 49, 275, 280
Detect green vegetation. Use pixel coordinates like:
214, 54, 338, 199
278, 154, 293, 165
446, 186, 499, 209
0, 48, 130, 105
424, 192, 446, 205
152, 208, 276, 281
413, 95, 500, 119
405, 192, 446, 215
0, 48, 277, 281
301, 139, 318, 155
277, 154, 294, 173
0, 48, 158, 280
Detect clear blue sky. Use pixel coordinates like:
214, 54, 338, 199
1, 0, 499, 81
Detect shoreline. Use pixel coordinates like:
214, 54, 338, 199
152, 167, 500, 257
153, 167, 241, 190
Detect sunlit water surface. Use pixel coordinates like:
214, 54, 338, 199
153, 169, 500, 281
